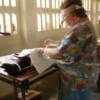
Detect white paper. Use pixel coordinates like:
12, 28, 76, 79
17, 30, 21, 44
0, 54, 17, 65
0, 68, 8, 75
29, 48, 55, 74
18, 49, 34, 57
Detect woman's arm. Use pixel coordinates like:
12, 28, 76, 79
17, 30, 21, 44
43, 47, 65, 59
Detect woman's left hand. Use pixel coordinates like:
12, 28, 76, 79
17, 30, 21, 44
43, 39, 52, 47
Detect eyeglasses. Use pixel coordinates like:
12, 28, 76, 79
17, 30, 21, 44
59, 16, 68, 28
59, 19, 64, 28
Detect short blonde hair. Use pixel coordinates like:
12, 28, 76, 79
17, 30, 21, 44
61, 5, 82, 17
60, 0, 82, 9
60, 0, 87, 18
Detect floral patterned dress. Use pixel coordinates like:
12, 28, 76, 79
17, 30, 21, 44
57, 19, 98, 100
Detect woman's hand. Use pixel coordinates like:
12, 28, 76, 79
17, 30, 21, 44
43, 38, 52, 47
43, 39, 59, 48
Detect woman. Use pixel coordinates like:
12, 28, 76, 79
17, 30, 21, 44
43, 0, 98, 100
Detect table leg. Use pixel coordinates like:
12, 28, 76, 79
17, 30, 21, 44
13, 79, 18, 100
21, 86, 26, 100
20, 80, 29, 100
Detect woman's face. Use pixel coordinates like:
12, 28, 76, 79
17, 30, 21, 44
63, 14, 79, 26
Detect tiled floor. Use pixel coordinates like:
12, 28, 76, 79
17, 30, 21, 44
0, 73, 100, 100
49, 93, 100, 100
92, 93, 100, 100
1, 93, 100, 100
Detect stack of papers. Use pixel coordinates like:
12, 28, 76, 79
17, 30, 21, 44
29, 48, 55, 74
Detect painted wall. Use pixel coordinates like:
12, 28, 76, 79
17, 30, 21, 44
0, 0, 100, 98
0, 0, 67, 98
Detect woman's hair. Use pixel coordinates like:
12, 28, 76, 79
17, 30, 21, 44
60, 0, 87, 18
60, 0, 82, 9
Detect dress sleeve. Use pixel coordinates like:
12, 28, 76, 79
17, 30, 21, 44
58, 38, 71, 54
58, 32, 81, 58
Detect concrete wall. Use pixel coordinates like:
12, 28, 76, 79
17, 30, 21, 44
0, 0, 67, 98
0, 0, 100, 98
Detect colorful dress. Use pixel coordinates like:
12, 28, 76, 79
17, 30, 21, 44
57, 19, 98, 100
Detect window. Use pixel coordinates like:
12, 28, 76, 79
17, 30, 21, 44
35, 0, 64, 32
35, 0, 100, 36
96, 0, 100, 37
0, 0, 18, 36
98, 0, 100, 11
82, 0, 100, 37
82, 0, 91, 11
97, 0, 100, 24
82, 0, 92, 20
98, 16, 100, 24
